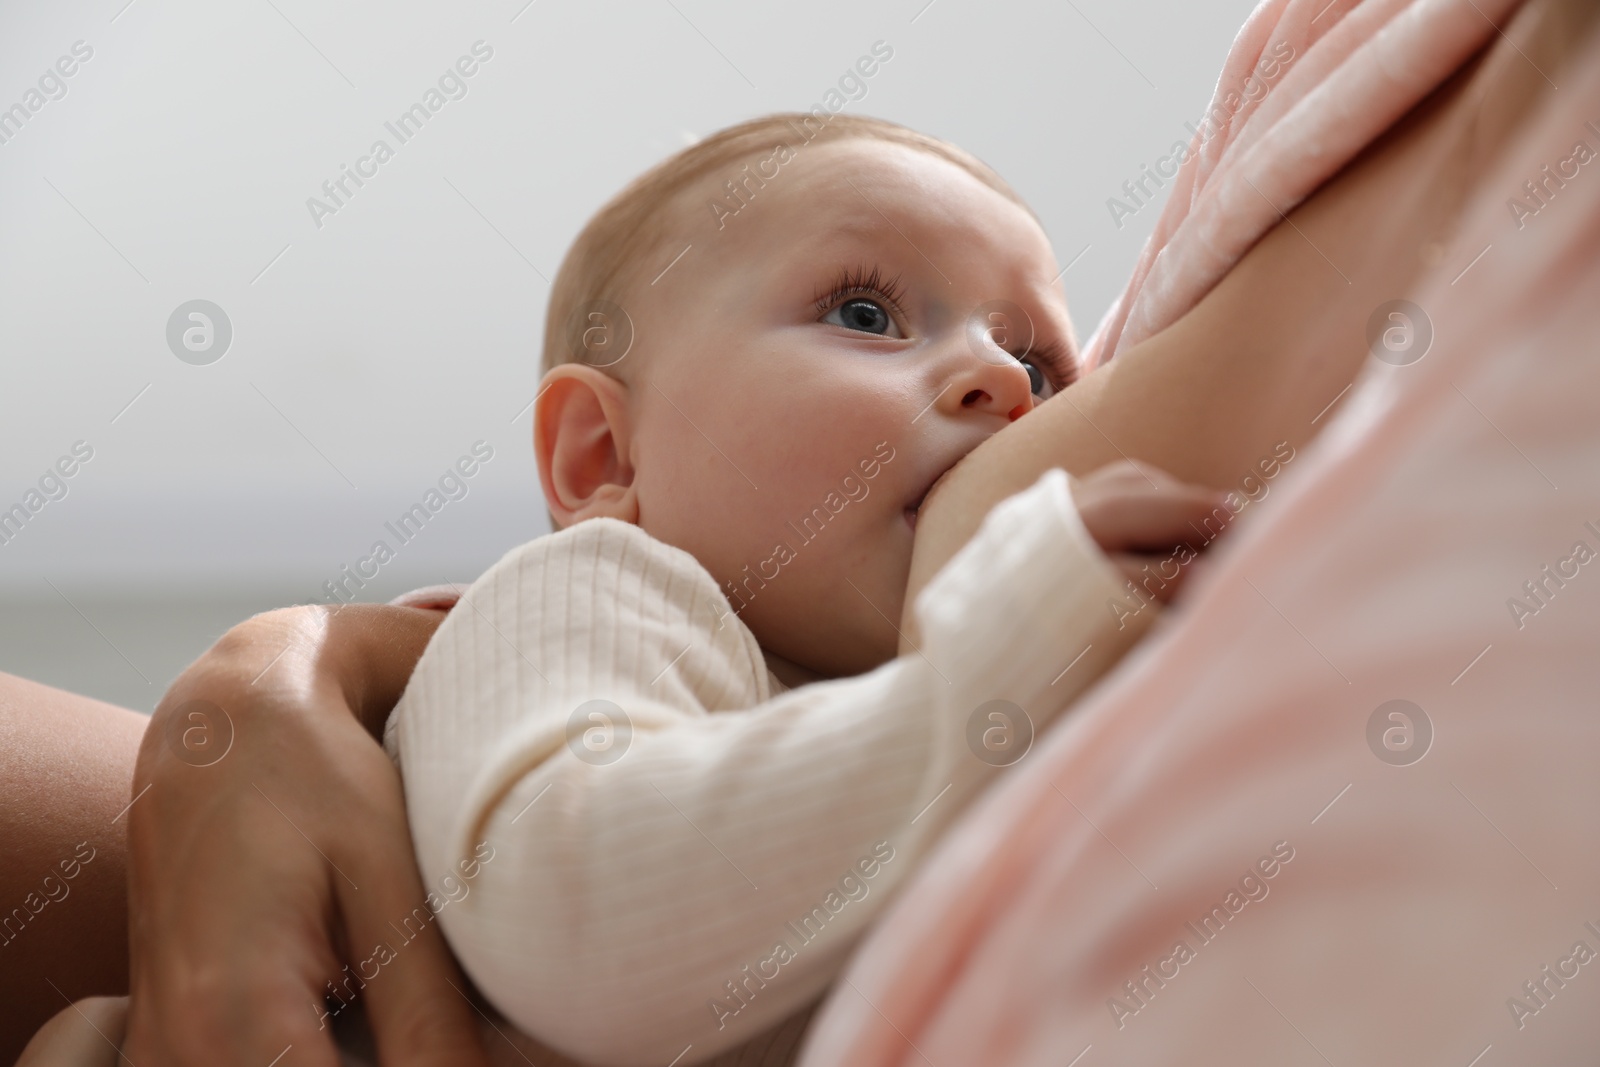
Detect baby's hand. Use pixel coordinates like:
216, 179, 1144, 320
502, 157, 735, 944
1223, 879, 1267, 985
16, 997, 128, 1067
1074, 460, 1233, 604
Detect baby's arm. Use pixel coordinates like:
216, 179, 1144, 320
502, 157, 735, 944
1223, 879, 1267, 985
388, 467, 1205, 1067
900, 458, 1231, 652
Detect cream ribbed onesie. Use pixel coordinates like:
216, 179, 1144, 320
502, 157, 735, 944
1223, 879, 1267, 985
383, 468, 1154, 1066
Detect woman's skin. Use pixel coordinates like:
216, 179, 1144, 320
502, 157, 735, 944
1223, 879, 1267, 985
0, 606, 494, 1067
120, 604, 493, 1067
1, 1, 1588, 1062
0, 675, 145, 1066
902, 0, 1587, 631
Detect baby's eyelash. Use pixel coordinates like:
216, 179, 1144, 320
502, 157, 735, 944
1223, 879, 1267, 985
1021, 337, 1080, 390
813, 265, 907, 319
812, 264, 1077, 390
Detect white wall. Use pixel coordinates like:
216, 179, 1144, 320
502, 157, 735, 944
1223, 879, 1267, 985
0, 0, 1258, 710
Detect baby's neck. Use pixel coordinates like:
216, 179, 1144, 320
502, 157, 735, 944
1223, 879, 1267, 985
761, 647, 829, 690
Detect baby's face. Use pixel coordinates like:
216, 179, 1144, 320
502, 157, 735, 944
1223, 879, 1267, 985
620, 138, 1073, 678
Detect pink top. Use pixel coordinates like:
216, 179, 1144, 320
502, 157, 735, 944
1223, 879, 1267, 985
1083, 0, 1525, 368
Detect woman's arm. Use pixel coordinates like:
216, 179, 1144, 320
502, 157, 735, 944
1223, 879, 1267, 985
0, 673, 147, 1066
117, 603, 492, 1067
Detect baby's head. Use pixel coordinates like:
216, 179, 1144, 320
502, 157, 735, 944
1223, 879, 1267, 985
534, 113, 1076, 679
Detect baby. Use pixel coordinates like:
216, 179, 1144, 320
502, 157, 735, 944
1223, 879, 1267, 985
373, 112, 1229, 1067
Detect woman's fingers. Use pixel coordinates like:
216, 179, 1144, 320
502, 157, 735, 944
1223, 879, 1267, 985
330, 791, 493, 1067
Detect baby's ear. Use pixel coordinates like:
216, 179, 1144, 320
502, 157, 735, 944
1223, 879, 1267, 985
534, 365, 639, 526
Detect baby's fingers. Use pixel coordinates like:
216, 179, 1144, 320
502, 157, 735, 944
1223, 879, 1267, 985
1079, 458, 1182, 490
1078, 482, 1233, 556
1109, 551, 1202, 605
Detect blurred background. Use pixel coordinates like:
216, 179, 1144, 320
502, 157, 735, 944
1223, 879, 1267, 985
0, 0, 1257, 712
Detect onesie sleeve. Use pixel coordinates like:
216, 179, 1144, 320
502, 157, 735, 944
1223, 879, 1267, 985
388, 468, 1156, 1066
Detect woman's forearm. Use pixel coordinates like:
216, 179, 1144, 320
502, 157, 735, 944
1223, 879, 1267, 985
0, 673, 146, 1066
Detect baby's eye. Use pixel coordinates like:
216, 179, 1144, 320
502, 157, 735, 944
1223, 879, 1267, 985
824, 298, 901, 338
1019, 358, 1056, 402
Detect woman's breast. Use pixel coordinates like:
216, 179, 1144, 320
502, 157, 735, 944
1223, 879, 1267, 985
1115, 65, 1494, 479
902, 0, 1575, 635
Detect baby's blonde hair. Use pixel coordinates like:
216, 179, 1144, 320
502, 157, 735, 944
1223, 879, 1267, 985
540, 112, 1033, 379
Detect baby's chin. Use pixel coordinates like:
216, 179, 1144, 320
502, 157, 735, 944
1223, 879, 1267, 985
765, 634, 900, 683
707, 519, 911, 672
746, 588, 906, 682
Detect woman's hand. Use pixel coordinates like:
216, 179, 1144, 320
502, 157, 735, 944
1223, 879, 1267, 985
121, 604, 491, 1067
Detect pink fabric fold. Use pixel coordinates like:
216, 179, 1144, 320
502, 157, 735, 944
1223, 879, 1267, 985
801, 2, 1600, 1064
1083, 0, 1524, 369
